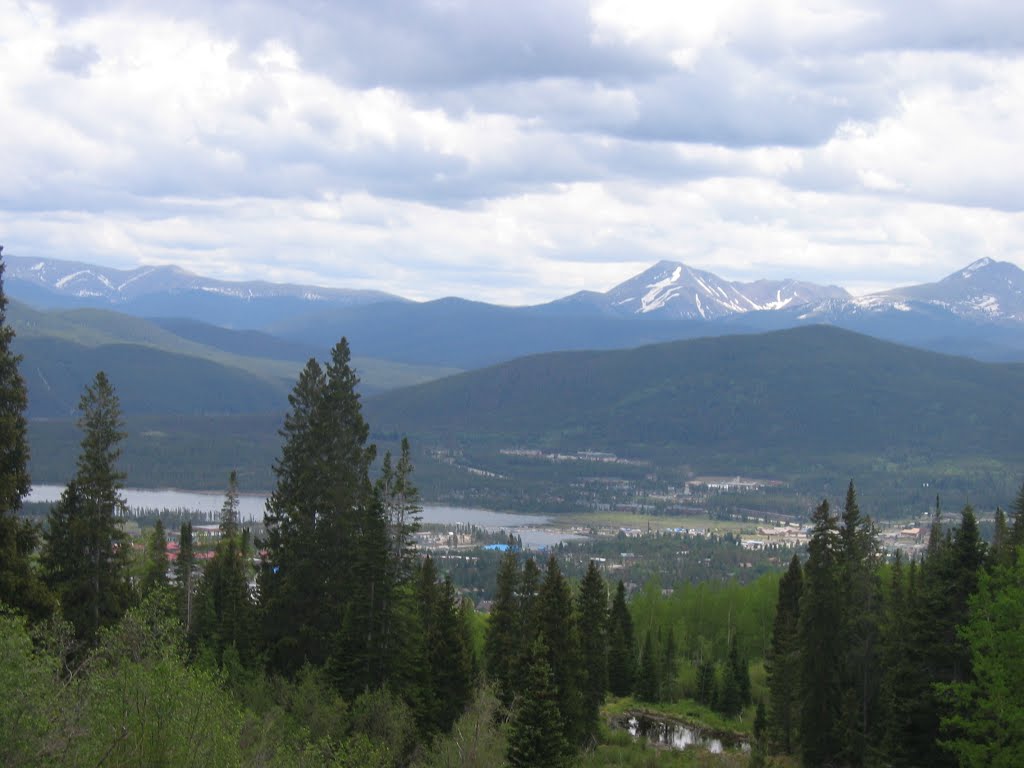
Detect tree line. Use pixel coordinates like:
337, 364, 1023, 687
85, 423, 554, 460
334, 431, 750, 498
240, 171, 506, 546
762, 483, 1024, 767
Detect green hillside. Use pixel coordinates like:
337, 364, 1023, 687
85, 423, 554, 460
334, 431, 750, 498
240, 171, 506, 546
364, 325, 1024, 467
9, 301, 303, 384
8, 301, 461, 411
15, 337, 293, 418
28, 413, 282, 490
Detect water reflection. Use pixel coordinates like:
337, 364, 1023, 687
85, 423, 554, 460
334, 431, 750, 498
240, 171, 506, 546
618, 714, 749, 755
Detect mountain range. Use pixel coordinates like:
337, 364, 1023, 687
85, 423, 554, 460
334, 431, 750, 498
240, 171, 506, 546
5, 250, 1024, 366
6, 243, 1022, 504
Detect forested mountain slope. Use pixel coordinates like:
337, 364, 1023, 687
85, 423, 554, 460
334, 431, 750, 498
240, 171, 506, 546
365, 325, 1024, 465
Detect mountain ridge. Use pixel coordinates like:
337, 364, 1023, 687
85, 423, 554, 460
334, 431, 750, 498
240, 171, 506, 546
364, 324, 1024, 465
7, 249, 1022, 327
5, 247, 1024, 367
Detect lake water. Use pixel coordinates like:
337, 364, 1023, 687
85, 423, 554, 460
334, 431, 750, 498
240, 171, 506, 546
26, 485, 580, 549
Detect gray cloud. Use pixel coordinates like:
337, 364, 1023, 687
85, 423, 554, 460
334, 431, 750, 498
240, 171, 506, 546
49, 42, 100, 76
3, 0, 1024, 302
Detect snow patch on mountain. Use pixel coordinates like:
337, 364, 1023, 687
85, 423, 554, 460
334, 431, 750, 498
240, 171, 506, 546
55, 270, 90, 289
2, 253, 403, 308
640, 266, 684, 313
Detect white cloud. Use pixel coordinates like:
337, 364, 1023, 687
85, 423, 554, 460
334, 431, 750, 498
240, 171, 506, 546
1, 0, 1023, 304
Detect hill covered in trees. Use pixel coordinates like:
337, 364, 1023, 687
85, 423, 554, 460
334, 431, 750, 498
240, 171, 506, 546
7, 299, 459, 418
366, 325, 1024, 463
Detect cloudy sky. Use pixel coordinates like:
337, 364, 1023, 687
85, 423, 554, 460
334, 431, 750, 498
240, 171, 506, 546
2, 0, 1023, 304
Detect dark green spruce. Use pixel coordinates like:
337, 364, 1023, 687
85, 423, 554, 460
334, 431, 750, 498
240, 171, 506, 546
42, 372, 132, 644
607, 579, 636, 697
0, 247, 54, 621
799, 498, 843, 767
576, 560, 608, 743
766, 553, 802, 755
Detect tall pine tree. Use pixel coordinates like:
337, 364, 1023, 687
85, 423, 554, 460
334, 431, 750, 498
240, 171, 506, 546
836, 481, 881, 767
1009, 481, 1024, 561
636, 631, 659, 702
507, 636, 569, 768
412, 558, 473, 735
374, 437, 422, 690
799, 498, 843, 767
576, 560, 608, 743
43, 372, 132, 643
174, 521, 196, 633
0, 247, 54, 621
766, 554, 802, 754
485, 547, 521, 707
260, 339, 393, 696
607, 580, 636, 697
194, 473, 255, 664
140, 518, 169, 597
537, 555, 583, 746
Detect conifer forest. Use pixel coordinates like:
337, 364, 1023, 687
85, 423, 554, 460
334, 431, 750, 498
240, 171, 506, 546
2, 253, 1024, 768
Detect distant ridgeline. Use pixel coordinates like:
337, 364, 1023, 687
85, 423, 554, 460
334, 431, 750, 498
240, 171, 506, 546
24, 325, 1024, 512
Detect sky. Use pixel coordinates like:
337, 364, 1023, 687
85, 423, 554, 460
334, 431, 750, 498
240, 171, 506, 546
2, 0, 1023, 305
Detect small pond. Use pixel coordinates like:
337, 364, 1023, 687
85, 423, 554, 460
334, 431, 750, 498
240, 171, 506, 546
612, 712, 750, 754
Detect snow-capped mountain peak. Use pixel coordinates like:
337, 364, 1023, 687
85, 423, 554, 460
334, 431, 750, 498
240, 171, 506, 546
963, 257, 994, 274
603, 260, 850, 320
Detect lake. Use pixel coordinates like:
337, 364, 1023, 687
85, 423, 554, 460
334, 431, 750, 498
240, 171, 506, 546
26, 485, 581, 549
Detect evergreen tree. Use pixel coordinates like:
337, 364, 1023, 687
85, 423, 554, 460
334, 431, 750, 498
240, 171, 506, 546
519, 557, 541, 633
174, 522, 195, 633
537, 555, 583, 746
1009, 481, 1024, 561
947, 506, 986, 681
750, 700, 769, 768
377, 437, 421, 583
507, 636, 569, 768
194, 532, 254, 663
140, 518, 169, 597
219, 470, 239, 538
259, 357, 327, 672
714, 633, 745, 718
413, 560, 473, 735
43, 372, 132, 643
0, 247, 54, 621
636, 631, 659, 702
900, 505, 986, 768
766, 553, 802, 754
260, 339, 388, 693
732, 632, 752, 708
576, 560, 608, 742
928, 494, 945, 556
695, 659, 717, 707
661, 625, 677, 702
939, 553, 1024, 767
836, 481, 881, 767
990, 507, 1012, 569
877, 552, 922, 767
484, 547, 520, 707
607, 580, 635, 697
799, 498, 843, 767
193, 475, 255, 664
374, 437, 421, 690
